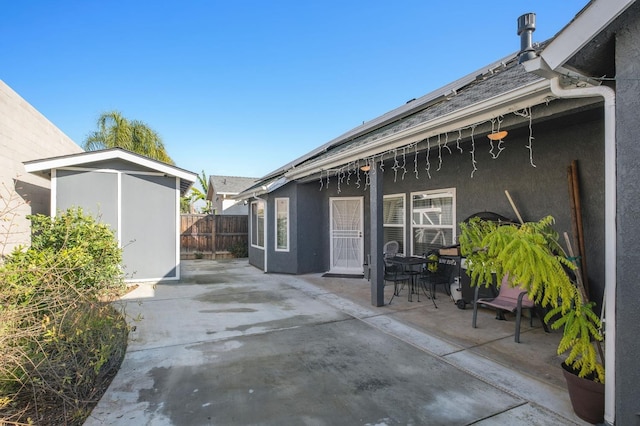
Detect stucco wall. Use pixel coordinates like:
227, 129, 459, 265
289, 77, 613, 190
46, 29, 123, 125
251, 103, 606, 311
121, 174, 178, 280
0, 80, 82, 256
614, 4, 640, 424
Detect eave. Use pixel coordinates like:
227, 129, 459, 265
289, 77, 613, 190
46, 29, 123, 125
284, 78, 554, 181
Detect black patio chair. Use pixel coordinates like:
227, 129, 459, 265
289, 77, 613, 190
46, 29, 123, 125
383, 260, 411, 305
418, 256, 458, 308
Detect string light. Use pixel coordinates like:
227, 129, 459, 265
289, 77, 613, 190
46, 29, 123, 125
470, 125, 478, 178
392, 149, 399, 182
437, 134, 443, 171
513, 107, 536, 167
315, 105, 541, 191
401, 147, 407, 180
443, 132, 452, 155
489, 116, 506, 159
414, 142, 419, 179
425, 137, 432, 179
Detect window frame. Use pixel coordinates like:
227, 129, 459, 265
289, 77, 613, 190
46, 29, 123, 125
250, 200, 265, 249
383, 193, 406, 256
410, 188, 456, 256
274, 197, 289, 252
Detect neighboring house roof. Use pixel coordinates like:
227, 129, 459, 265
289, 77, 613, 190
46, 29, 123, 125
206, 175, 257, 201
23, 147, 197, 196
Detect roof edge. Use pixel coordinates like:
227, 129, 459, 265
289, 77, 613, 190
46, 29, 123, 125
538, 0, 635, 71
259, 50, 522, 181
24, 147, 197, 183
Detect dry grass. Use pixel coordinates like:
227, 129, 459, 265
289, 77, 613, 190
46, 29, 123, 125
0, 180, 130, 425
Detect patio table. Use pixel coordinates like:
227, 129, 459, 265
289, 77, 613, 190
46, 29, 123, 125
386, 256, 435, 304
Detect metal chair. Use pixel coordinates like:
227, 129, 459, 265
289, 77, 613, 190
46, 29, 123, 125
418, 256, 457, 308
383, 260, 411, 305
472, 274, 537, 343
383, 240, 399, 260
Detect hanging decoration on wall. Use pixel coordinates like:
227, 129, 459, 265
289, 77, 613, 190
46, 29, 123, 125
392, 148, 400, 182
414, 142, 419, 179
316, 105, 538, 191
488, 116, 507, 159
469, 125, 478, 178
514, 107, 536, 167
425, 137, 432, 179
438, 133, 452, 172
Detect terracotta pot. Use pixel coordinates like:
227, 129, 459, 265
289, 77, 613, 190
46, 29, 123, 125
561, 362, 604, 424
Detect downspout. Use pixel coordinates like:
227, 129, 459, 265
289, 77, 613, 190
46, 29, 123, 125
254, 195, 268, 273
549, 77, 616, 425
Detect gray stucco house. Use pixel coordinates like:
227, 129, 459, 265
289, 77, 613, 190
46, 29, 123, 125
237, 1, 639, 424
24, 148, 196, 282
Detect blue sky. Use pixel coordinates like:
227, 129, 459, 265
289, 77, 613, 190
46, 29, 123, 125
2, 1, 589, 179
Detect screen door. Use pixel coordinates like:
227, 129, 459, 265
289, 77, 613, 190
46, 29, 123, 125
329, 197, 364, 274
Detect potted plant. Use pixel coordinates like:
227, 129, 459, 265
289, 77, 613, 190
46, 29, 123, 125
459, 215, 605, 424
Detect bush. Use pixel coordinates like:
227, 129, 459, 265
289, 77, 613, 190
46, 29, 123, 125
27, 208, 125, 297
229, 242, 248, 258
0, 207, 129, 425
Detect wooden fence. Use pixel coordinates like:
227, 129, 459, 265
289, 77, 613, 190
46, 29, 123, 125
180, 214, 248, 258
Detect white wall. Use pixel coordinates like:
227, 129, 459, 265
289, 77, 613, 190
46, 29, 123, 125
0, 80, 83, 256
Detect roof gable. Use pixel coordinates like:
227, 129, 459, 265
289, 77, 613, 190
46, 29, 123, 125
23, 148, 197, 195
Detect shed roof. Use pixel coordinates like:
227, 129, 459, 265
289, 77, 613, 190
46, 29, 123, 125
23, 148, 197, 196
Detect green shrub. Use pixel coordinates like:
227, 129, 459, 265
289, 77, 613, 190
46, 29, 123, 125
229, 242, 248, 258
26, 208, 125, 297
0, 207, 129, 424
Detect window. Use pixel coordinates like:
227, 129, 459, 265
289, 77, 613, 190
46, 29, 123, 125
251, 200, 265, 248
275, 198, 289, 251
411, 188, 456, 256
383, 194, 405, 254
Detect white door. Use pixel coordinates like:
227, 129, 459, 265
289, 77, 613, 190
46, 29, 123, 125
329, 197, 364, 274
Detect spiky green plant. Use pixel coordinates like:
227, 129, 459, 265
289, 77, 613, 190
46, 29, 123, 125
459, 215, 604, 383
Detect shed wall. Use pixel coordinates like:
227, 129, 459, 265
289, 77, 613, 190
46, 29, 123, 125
55, 162, 180, 281
121, 174, 178, 280
55, 170, 118, 228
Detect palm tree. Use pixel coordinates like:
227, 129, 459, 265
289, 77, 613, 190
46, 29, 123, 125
84, 111, 174, 165
187, 170, 212, 214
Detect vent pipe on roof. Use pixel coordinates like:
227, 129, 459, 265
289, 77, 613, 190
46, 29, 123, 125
517, 13, 537, 63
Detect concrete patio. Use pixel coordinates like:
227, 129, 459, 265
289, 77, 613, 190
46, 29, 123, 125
85, 259, 587, 425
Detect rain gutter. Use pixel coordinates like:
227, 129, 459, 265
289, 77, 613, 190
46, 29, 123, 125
547, 79, 616, 425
